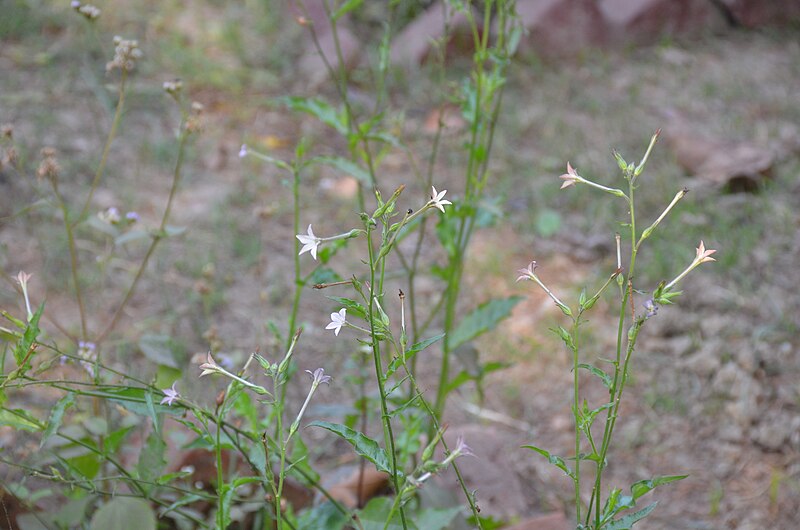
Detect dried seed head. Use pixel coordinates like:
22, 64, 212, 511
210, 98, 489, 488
184, 101, 205, 134
163, 78, 183, 96
36, 147, 60, 183
106, 36, 142, 73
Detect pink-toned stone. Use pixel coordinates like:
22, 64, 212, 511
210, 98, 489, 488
513, 0, 609, 57
505, 511, 570, 530
720, 0, 800, 27
298, 25, 363, 88
598, 0, 726, 43
390, 1, 473, 67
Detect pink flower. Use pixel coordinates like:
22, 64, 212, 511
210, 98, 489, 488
559, 162, 581, 189
694, 240, 717, 265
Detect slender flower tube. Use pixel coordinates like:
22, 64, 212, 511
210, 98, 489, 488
516, 261, 573, 316
15, 271, 33, 321
664, 240, 717, 291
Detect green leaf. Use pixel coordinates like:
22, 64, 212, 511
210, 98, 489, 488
315, 155, 372, 185
416, 506, 463, 530
309, 421, 392, 476
137, 423, 167, 484
138, 334, 181, 369
604, 502, 658, 530
0, 407, 43, 431
331, 0, 364, 21
578, 363, 613, 390
41, 393, 74, 447
14, 302, 44, 367
535, 208, 562, 237
282, 96, 347, 135
163, 225, 186, 237
522, 445, 575, 479
308, 266, 343, 286
114, 229, 149, 246
358, 497, 408, 530
296, 501, 348, 530
385, 334, 445, 378
326, 296, 368, 321
89, 498, 156, 530
631, 475, 688, 500
551, 325, 576, 352
449, 296, 523, 350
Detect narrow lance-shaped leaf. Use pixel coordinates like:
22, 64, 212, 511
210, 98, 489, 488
309, 421, 393, 476
41, 393, 75, 448
385, 334, 445, 379
604, 502, 658, 530
450, 296, 523, 350
14, 302, 44, 366
522, 444, 575, 479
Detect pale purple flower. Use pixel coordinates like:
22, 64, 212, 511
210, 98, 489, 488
71, 0, 81, 8
515, 261, 538, 282
326, 308, 346, 336
453, 436, 475, 458
160, 382, 180, 406
296, 224, 321, 260
238, 144, 248, 158
305, 368, 332, 386
125, 211, 139, 223
429, 186, 452, 213
643, 299, 658, 319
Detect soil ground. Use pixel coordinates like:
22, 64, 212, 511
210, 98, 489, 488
1, 4, 799, 529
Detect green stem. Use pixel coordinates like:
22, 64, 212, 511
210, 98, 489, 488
77, 71, 127, 223
365, 224, 407, 530
96, 127, 189, 344
52, 181, 88, 341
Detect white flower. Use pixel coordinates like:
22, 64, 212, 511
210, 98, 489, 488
238, 144, 248, 158
326, 308, 346, 336
296, 224, 321, 260
160, 382, 180, 406
429, 186, 452, 213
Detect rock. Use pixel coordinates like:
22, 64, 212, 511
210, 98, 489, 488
660, 111, 775, 192
751, 410, 798, 451
435, 424, 533, 519
298, 25, 363, 89
720, 0, 800, 27
505, 511, 570, 530
512, 0, 608, 57
390, 1, 472, 67
680, 340, 722, 378
598, 0, 725, 44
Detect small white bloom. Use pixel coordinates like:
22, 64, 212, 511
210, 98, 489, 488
296, 224, 321, 260
430, 186, 452, 213
326, 308, 346, 336
238, 144, 248, 158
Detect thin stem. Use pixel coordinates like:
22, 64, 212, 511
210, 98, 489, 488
96, 127, 189, 344
77, 71, 128, 222
366, 224, 408, 530
52, 180, 88, 340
